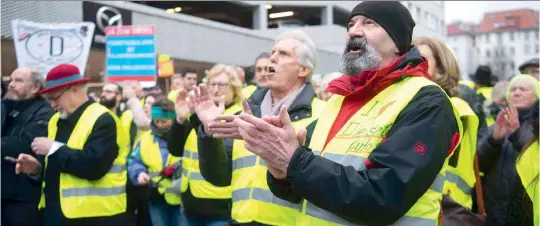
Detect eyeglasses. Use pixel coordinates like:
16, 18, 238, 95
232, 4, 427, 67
209, 82, 230, 89
47, 87, 71, 101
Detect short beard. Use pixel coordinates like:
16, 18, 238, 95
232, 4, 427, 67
99, 97, 117, 110
339, 37, 381, 76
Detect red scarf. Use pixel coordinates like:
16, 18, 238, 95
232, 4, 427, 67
322, 55, 431, 151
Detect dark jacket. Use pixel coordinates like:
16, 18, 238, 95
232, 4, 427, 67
40, 100, 130, 226
460, 84, 488, 139
266, 49, 461, 226
1, 96, 53, 202
166, 84, 318, 225
477, 107, 535, 226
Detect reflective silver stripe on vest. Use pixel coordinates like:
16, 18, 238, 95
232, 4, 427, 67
165, 187, 182, 195
232, 187, 301, 210
315, 150, 445, 192
149, 172, 161, 178
109, 164, 126, 174
445, 171, 472, 194
232, 188, 251, 202
232, 155, 257, 170
190, 172, 205, 180
305, 202, 436, 226
430, 174, 445, 193
62, 186, 125, 198
184, 150, 199, 160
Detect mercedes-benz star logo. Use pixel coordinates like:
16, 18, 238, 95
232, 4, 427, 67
96, 6, 122, 32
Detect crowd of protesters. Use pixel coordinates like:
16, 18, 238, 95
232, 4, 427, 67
1, 1, 539, 226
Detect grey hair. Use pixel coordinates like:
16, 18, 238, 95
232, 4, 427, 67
275, 30, 317, 82
492, 81, 509, 102
28, 68, 44, 90
320, 72, 342, 90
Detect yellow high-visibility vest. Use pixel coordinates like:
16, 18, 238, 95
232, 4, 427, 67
242, 85, 258, 98
444, 97, 479, 209
459, 80, 475, 90
139, 132, 183, 205
181, 103, 244, 198
230, 98, 326, 226
300, 76, 462, 225
168, 90, 179, 102
477, 87, 493, 100
517, 140, 539, 226
38, 103, 130, 218
120, 110, 144, 148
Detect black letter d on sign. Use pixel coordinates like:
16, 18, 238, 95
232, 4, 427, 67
49, 36, 64, 56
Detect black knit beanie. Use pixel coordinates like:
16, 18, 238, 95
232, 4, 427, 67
347, 1, 415, 55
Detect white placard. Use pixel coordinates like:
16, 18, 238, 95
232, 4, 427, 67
11, 19, 95, 77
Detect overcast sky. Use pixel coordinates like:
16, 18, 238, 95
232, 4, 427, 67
445, 1, 539, 24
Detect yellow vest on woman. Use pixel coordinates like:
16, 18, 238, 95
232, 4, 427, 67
444, 97, 479, 209
181, 103, 244, 198
38, 103, 129, 218
300, 77, 462, 225
139, 132, 183, 205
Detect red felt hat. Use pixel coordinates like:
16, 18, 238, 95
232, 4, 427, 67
40, 64, 90, 94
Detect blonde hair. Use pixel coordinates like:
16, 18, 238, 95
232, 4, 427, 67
506, 74, 539, 102
204, 64, 244, 104
412, 37, 462, 98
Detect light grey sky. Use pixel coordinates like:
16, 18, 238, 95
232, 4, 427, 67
445, 1, 539, 24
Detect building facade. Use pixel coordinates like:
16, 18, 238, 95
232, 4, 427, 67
447, 8, 539, 80
446, 23, 479, 81
1, 1, 446, 82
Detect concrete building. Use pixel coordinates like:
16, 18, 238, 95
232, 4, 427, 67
447, 8, 539, 81
446, 22, 479, 81
1, 1, 447, 83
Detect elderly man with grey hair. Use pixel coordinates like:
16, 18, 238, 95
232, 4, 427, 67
166, 29, 326, 225
1, 67, 54, 226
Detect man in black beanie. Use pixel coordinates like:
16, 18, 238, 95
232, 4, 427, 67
237, 1, 463, 225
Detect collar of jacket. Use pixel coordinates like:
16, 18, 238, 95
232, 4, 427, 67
326, 46, 431, 97
248, 82, 316, 120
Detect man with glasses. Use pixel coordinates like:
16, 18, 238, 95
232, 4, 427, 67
1, 67, 53, 226
15, 64, 132, 226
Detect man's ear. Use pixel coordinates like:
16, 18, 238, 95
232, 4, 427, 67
299, 66, 311, 79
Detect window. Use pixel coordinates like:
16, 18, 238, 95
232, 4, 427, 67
429, 14, 437, 30
536, 44, 539, 54
486, 49, 491, 57
497, 33, 502, 43
440, 21, 445, 34
525, 44, 530, 54
510, 61, 515, 70
535, 30, 539, 39
510, 46, 515, 55
524, 31, 529, 40
416, 7, 421, 22
424, 12, 429, 25
501, 63, 505, 71
509, 32, 514, 41
485, 33, 490, 42
407, 2, 413, 11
